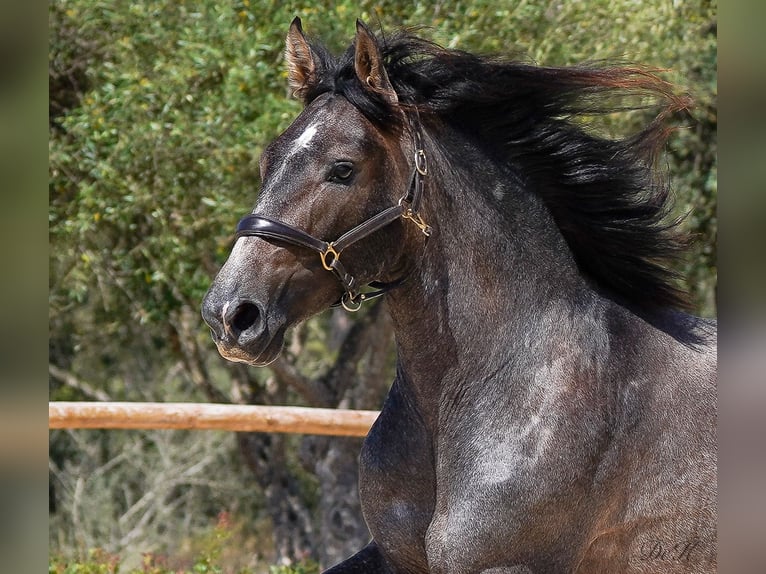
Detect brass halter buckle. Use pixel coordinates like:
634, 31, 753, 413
399, 197, 432, 236
319, 243, 340, 271
402, 207, 432, 236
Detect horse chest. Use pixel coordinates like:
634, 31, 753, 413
358, 379, 574, 572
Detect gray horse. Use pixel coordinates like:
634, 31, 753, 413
202, 19, 717, 573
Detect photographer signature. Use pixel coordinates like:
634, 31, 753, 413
636, 537, 705, 562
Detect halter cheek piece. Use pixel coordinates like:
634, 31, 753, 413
234, 123, 431, 312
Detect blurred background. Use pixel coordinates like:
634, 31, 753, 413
44, 0, 719, 571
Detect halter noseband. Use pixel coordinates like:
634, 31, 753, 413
234, 122, 431, 312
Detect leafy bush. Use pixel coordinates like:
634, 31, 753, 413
49, 513, 319, 573
50, 0, 716, 337
49, 551, 319, 574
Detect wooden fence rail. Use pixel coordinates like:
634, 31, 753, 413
49, 401, 379, 437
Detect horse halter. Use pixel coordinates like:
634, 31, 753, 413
234, 122, 431, 312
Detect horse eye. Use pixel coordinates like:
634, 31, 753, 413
328, 162, 354, 184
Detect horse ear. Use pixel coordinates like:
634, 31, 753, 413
285, 17, 317, 100
354, 20, 398, 104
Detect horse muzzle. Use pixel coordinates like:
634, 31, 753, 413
201, 293, 286, 366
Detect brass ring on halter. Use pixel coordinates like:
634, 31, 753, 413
341, 292, 364, 312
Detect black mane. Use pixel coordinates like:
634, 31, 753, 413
303, 31, 692, 310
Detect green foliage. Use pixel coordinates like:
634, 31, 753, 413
49, 512, 317, 573
49, 549, 319, 574
48, 549, 231, 573
48, 556, 320, 574
50, 0, 716, 346
268, 562, 320, 574
49, 548, 121, 574
50, 0, 297, 327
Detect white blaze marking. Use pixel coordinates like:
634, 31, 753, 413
262, 122, 322, 198
294, 124, 318, 150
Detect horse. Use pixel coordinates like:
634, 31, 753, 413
201, 18, 717, 573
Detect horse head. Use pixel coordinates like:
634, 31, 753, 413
202, 19, 426, 366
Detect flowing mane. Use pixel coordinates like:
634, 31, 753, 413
300, 31, 693, 310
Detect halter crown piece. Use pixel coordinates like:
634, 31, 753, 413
234, 117, 431, 312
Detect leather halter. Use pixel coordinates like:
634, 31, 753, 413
235, 124, 431, 312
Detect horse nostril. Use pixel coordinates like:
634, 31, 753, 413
224, 300, 261, 337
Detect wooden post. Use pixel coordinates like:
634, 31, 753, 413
48, 402, 378, 437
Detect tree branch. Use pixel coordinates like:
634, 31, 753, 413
269, 355, 334, 407
49, 363, 112, 402
169, 305, 230, 404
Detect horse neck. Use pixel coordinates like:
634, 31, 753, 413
384, 134, 599, 420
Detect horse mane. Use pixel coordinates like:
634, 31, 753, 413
302, 30, 693, 311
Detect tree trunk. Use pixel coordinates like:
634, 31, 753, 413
309, 436, 369, 565
237, 432, 316, 563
